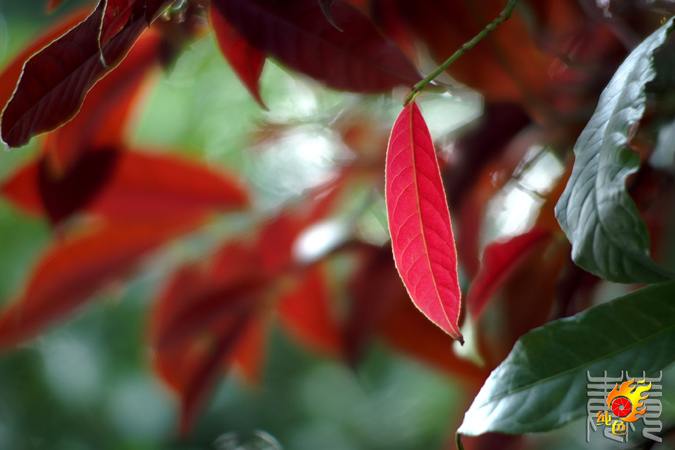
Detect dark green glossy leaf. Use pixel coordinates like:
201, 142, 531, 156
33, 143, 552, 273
554, 19, 675, 283
457, 280, 675, 436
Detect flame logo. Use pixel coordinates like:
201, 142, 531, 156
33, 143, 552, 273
606, 378, 651, 422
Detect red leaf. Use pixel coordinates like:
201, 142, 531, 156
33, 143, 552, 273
211, 0, 420, 93
466, 227, 552, 320
343, 245, 400, 365
0, 9, 92, 115
89, 150, 250, 221
150, 242, 264, 433
277, 264, 342, 356
256, 215, 301, 275
209, 5, 267, 109
256, 174, 346, 275
231, 315, 268, 384
385, 102, 462, 342
0, 162, 43, 216
155, 276, 264, 350
1, 149, 250, 222
151, 241, 260, 355
42, 30, 161, 172
152, 288, 256, 435
100, 0, 135, 47
178, 312, 254, 435
39, 147, 120, 225
380, 288, 488, 383
1, 0, 172, 147
0, 219, 201, 350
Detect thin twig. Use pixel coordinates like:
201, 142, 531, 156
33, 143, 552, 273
403, 0, 520, 106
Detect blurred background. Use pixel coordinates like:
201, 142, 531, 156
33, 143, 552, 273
0, 1, 470, 449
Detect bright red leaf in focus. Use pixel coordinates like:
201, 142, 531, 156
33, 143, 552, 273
211, 0, 420, 93
466, 227, 552, 320
385, 102, 462, 343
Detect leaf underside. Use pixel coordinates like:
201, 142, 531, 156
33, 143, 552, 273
385, 102, 462, 342
211, 0, 420, 93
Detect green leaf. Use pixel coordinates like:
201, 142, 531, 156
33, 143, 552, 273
554, 18, 675, 283
457, 280, 675, 436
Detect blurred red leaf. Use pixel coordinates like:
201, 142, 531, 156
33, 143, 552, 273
380, 289, 489, 383
1, 0, 172, 147
278, 264, 342, 356
152, 287, 256, 434
155, 276, 264, 351
466, 227, 552, 320
151, 241, 260, 354
0, 162, 44, 216
369, 0, 418, 62
209, 4, 267, 108
452, 124, 552, 278
1, 149, 250, 222
0, 8, 91, 115
42, 30, 161, 172
39, 147, 120, 225
256, 215, 301, 275
89, 150, 250, 221
343, 245, 401, 365
444, 103, 530, 209
0, 219, 201, 350
476, 238, 568, 368
177, 311, 254, 435
150, 242, 265, 434
211, 0, 420, 93
385, 102, 462, 342
256, 173, 346, 274
231, 314, 269, 384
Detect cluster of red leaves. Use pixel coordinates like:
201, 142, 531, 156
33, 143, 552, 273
1, 0, 674, 446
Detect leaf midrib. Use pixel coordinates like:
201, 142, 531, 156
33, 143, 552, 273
475, 313, 675, 408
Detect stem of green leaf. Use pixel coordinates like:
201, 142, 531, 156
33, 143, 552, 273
403, 0, 520, 106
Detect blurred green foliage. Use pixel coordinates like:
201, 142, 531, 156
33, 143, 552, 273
0, 2, 464, 449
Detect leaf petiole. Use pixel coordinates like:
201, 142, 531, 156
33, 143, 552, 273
403, 0, 519, 106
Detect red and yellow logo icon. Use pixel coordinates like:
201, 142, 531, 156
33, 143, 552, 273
607, 378, 651, 422
596, 378, 652, 437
